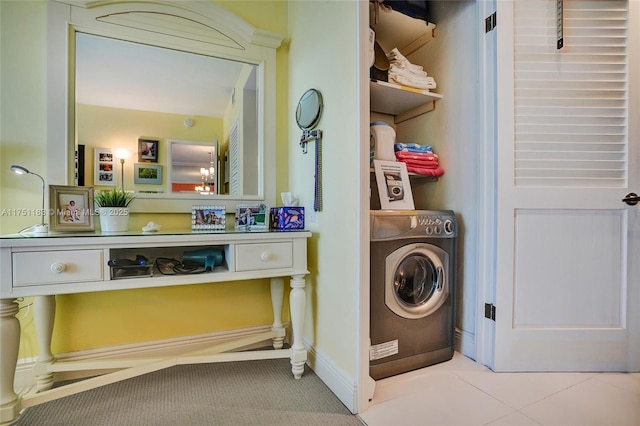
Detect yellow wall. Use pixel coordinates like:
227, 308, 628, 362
77, 104, 222, 192
1, 0, 290, 358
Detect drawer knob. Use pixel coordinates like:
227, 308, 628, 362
51, 262, 66, 273
260, 252, 272, 262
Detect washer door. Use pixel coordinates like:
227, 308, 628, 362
385, 243, 449, 319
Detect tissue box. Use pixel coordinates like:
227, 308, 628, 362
270, 207, 305, 230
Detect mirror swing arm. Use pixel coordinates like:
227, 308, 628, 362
46, 0, 285, 213
296, 89, 324, 211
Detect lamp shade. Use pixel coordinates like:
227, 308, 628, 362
9, 164, 48, 233
10, 164, 30, 175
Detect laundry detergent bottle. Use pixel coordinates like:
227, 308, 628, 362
370, 122, 396, 162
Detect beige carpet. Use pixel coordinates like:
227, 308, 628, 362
15, 358, 363, 425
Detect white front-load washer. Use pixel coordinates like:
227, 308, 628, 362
369, 210, 457, 380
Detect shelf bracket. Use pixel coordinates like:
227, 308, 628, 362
394, 100, 436, 124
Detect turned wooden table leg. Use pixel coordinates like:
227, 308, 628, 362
33, 295, 55, 392
270, 278, 285, 349
0, 298, 21, 425
289, 274, 307, 379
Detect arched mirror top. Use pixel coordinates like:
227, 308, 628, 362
47, 0, 284, 213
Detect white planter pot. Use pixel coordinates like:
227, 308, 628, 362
98, 207, 130, 232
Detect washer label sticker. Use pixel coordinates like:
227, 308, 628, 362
370, 339, 399, 361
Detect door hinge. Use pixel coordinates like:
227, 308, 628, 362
484, 303, 496, 321
485, 12, 497, 33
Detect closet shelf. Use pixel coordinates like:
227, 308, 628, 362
369, 168, 438, 182
370, 5, 436, 56
370, 80, 442, 123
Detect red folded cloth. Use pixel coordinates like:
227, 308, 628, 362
405, 165, 445, 177
395, 151, 439, 162
399, 158, 439, 168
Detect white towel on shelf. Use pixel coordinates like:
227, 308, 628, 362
387, 48, 437, 90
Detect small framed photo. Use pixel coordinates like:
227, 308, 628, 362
95, 148, 117, 186
235, 203, 269, 231
134, 163, 162, 184
138, 138, 159, 163
192, 205, 226, 231
49, 185, 95, 231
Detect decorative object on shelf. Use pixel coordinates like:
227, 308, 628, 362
195, 149, 216, 194
192, 205, 225, 231
9, 164, 49, 234
115, 148, 131, 191
49, 185, 95, 232
141, 221, 161, 232
296, 88, 324, 212
373, 159, 415, 210
134, 164, 162, 184
235, 203, 269, 231
138, 138, 159, 163
270, 207, 305, 231
94, 148, 117, 187
94, 188, 136, 233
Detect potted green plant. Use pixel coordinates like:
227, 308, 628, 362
94, 189, 135, 232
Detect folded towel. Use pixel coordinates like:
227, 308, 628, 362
405, 165, 445, 177
387, 48, 437, 90
394, 143, 434, 153
398, 159, 440, 169
395, 151, 439, 162
389, 74, 437, 90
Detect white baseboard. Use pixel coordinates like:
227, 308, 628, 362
303, 336, 357, 414
456, 328, 476, 361
14, 324, 286, 394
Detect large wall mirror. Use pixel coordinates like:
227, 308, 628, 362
47, 0, 284, 212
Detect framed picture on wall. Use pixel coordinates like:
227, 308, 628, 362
134, 163, 162, 184
49, 185, 95, 231
138, 138, 159, 163
94, 148, 117, 187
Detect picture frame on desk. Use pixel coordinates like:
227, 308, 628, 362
49, 185, 95, 231
192, 205, 226, 231
235, 203, 268, 231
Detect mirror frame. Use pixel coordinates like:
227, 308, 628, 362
46, 0, 284, 212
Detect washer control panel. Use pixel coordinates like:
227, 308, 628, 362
370, 210, 457, 240
417, 214, 455, 236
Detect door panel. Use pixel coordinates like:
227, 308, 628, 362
494, 0, 639, 371
513, 210, 625, 329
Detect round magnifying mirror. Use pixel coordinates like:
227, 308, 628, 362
296, 89, 323, 130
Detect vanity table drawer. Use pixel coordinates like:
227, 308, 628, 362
235, 242, 293, 271
13, 250, 104, 286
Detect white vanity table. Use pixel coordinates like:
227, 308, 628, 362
0, 229, 311, 424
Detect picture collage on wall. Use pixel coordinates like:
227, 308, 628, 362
94, 148, 116, 186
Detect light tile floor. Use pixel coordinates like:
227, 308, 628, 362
358, 352, 640, 426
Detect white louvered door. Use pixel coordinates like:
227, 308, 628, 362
493, 0, 639, 371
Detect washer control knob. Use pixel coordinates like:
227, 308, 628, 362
443, 219, 454, 235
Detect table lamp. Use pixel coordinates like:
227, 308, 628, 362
115, 149, 131, 191
10, 164, 48, 234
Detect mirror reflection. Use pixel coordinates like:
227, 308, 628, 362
169, 140, 220, 195
74, 32, 260, 197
